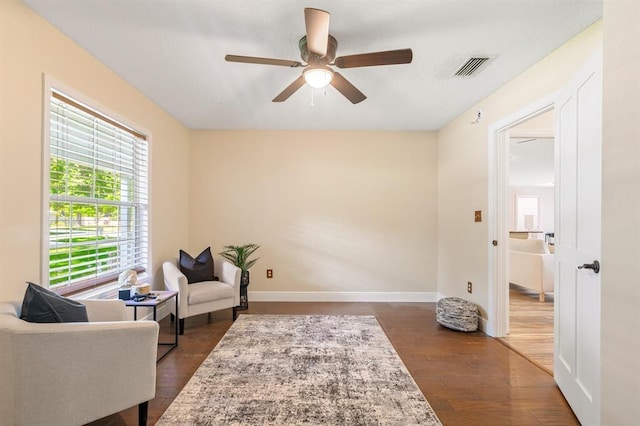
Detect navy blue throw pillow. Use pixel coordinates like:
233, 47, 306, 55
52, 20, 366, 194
179, 247, 215, 284
20, 282, 88, 323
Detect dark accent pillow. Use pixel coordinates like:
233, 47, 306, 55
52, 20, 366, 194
179, 247, 215, 284
20, 282, 89, 323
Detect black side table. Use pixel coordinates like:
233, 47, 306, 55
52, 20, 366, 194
125, 290, 178, 362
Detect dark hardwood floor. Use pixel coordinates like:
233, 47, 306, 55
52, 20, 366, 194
89, 302, 578, 425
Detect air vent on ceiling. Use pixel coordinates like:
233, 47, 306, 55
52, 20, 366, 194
454, 56, 494, 77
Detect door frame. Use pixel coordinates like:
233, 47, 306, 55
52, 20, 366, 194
486, 93, 557, 337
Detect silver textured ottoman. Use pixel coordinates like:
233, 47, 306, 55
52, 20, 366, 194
436, 297, 478, 332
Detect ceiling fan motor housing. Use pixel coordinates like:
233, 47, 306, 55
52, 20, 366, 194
299, 35, 338, 64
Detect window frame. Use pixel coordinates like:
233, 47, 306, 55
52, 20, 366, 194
514, 194, 543, 231
42, 76, 152, 295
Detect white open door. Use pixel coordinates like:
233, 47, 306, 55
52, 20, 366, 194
554, 52, 602, 425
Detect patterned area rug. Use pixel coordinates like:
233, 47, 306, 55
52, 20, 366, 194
158, 315, 441, 425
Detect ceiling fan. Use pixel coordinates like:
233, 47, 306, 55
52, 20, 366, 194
514, 137, 555, 144
225, 8, 413, 104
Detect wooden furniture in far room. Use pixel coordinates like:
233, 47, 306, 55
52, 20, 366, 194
509, 230, 545, 239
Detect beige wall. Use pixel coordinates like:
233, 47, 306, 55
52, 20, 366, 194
510, 108, 555, 132
189, 130, 438, 299
601, 0, 640, 422
437, 22, 602, 317
0, 0, 190, 301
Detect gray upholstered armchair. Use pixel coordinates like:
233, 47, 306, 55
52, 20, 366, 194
163, 256, 241, 334
0, 299, 158, 426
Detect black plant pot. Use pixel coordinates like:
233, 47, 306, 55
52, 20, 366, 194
239, 270, 249, 310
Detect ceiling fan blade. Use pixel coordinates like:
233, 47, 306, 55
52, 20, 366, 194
334, 49, 413, 68
272, 76, 306, 102
304, 8, 330, 57
330, 72, 366, 104
225, 55, 303, 68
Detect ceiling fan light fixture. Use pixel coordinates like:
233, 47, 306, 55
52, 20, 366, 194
303, 66, 334, 89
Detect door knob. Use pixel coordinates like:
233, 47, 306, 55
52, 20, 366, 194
577, 260, 600, 274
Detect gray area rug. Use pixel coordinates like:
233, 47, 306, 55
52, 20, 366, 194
158, 315, 441, 425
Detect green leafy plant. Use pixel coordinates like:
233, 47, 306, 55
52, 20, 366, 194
219, 244, 260, 272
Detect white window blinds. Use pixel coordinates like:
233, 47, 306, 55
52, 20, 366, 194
47, 91, 149, 294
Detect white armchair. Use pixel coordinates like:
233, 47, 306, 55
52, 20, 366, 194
509, 238, 554, 301
163, 256, 241, 334
0, 299, 158, 426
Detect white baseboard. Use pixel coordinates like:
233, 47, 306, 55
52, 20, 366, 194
126, 304, 171, 322
478, 316, 488, 333
139, 295, 484, 331
141, 304, 171, 321
248, 291, 439, 303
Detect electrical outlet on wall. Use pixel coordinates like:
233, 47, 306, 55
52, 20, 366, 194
266, 269, 273, 279
467, 281, 473, 293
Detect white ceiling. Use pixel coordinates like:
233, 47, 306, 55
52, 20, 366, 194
21, 0, 602, 131
510, 137, 555, 187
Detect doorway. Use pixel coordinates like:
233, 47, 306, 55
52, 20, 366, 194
500, 120, 556, 373
486, 93, 556, 339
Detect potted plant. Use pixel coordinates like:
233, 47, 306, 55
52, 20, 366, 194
219, 244, 260, 309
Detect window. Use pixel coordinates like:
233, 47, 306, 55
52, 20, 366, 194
515, 195, 541, 231
45, 89, 149, 295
